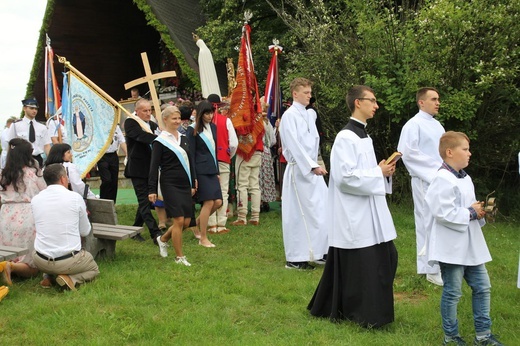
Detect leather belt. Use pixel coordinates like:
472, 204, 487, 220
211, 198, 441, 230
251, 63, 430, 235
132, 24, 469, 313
36, 250, 80, 261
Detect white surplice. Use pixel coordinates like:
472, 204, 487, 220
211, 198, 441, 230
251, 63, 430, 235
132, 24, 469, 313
327, 129, 396, 249
397, 110, 445, 274
279, 102, 328, 262
425, 170, 491, 266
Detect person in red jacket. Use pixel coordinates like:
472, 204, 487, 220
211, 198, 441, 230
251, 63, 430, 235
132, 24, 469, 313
207, 94, 238, 233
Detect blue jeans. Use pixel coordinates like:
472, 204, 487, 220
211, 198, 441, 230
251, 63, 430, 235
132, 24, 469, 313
439, 263, 492, 337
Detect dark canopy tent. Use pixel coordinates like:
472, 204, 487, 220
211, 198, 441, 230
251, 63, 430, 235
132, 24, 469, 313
28, 0, 226, 121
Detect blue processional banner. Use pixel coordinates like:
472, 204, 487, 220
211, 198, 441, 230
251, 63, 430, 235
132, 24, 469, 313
62, 71, 118, 178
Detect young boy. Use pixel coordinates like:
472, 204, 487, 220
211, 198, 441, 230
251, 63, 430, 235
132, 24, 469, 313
425, 131, 503, 346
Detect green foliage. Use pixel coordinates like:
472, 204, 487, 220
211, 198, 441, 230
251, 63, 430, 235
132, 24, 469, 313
197, 0, 520, 214
197, 0, 292, 92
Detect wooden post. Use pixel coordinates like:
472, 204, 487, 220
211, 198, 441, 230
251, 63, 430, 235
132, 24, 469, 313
124, 52, 177, 130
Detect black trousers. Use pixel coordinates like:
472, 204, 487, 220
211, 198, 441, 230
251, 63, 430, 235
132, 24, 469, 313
131, 177, 160, 239
98, 152, 119, 203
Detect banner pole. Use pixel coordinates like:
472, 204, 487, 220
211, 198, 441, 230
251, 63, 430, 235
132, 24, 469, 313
57, 55, 152, 133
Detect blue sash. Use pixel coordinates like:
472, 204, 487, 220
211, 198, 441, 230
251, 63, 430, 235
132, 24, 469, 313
190, 124, 217, 168
155, 134, 192, 185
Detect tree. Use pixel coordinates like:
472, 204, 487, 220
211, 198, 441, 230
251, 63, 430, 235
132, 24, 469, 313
199, 0, 520, 214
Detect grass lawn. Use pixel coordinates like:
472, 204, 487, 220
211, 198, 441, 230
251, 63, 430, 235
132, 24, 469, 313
1, 194, 519, 345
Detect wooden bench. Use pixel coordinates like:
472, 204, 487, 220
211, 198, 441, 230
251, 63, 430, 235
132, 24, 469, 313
0, 246, 29, 261
84, 198, 143, 260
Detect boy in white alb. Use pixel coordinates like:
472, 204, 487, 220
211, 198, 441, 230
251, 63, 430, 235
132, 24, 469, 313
425, 131, 503, 346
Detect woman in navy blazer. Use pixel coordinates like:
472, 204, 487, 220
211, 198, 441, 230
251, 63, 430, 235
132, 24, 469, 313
186, 101, 222, 248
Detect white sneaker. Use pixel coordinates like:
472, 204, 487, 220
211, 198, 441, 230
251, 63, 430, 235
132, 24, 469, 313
175, 256, 191, 267
427, 272, 444, 286
156, 236, 168, 258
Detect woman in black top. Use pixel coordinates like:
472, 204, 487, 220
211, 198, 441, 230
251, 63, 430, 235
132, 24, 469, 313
149, 106, 195, 265
186, 101, 222, 248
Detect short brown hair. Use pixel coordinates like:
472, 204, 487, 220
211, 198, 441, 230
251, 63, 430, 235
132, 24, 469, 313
416, 87, 438, 104
43, 163, 67, 185
439, 131, 470, 160
289, 77, 313, 94
346, 85, 375, 112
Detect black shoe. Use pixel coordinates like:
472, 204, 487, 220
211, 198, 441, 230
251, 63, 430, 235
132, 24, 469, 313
473, 334, 504, 346
313, 257, 327, 265
443, 335, 467, 345
131, 234, 146, 242
285, 261, 315, 270
152, 235, 160, 246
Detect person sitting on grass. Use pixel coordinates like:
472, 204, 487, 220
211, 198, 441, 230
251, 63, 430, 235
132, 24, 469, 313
0, 138, 47, 286
31, 163, 99, 290
425, 131, 503, 346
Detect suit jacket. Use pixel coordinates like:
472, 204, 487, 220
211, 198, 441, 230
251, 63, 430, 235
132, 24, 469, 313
124, 118, 158, 178
186, 123, 219, 180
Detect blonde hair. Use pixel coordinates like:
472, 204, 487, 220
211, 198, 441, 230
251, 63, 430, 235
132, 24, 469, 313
289, 77, 313, 94
439, 131, 469, 160
161, 105, 181, 121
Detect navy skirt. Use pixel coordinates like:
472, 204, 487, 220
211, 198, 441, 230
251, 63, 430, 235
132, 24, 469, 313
196, 173, 222, 203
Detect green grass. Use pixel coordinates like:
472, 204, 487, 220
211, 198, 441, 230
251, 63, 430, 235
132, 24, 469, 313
1, 201, 519, 345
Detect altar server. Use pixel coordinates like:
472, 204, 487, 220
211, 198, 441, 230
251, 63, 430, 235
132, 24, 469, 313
425, 131, 503, 346
308, 85, 398, 328
397, 87, 445, 286
279, 77, 328, 270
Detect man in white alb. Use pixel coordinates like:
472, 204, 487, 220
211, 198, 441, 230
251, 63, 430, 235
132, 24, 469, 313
279, 77, 328, 270
397, 87, 445, 286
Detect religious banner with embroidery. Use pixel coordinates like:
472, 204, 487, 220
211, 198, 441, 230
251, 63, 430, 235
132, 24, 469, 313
265, 41, 283, 127
61, 70, 118, 178
228, 17, 264, 161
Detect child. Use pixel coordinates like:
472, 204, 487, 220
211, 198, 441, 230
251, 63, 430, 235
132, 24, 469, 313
425, 131, 503, 346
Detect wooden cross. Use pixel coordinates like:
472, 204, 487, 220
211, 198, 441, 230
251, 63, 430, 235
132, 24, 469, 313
124, 52, 177, 129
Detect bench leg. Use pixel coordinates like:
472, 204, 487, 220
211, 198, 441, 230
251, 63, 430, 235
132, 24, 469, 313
85, 238, 117, 260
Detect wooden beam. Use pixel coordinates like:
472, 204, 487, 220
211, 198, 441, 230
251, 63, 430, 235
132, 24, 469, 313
124, 52, 177, 130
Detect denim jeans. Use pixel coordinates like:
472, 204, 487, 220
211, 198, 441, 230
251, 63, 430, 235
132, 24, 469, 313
439, 262, 492, 337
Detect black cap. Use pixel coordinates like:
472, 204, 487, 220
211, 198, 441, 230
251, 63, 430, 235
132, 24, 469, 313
207, 94, 221, 104
22, 98, 39, 108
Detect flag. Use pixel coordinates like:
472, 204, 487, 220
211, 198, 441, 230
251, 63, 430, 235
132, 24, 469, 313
264, 43, 283, 127
44, 34, 61, 119
61, 70, 118, 178
228, 22, 264, 160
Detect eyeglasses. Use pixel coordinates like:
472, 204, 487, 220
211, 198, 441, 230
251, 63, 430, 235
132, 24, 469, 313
357, 98, 378, 104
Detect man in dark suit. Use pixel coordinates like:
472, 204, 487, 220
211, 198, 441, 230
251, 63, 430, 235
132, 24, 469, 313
124, 98, 161, 244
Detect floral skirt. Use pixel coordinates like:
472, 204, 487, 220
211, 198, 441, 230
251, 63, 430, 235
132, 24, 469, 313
259, 147, 277, 203
0, 203, 36, 267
